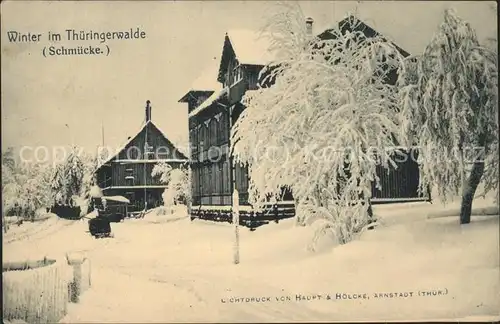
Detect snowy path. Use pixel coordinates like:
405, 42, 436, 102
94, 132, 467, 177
85, 260, 330, 323
3, 217, 78, 245
64, 213, 498, 322
59, 219, 330, 322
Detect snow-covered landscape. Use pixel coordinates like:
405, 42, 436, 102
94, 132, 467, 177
2, 1, 499, 323
3, 196, 499, 322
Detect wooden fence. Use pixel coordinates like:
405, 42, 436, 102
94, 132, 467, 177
3, 255, 91, 323
2, 259, 73, 323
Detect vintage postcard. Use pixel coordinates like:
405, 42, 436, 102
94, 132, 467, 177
2, 1, 499, 323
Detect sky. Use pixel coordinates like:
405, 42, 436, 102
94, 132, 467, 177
1, 1, 497, 160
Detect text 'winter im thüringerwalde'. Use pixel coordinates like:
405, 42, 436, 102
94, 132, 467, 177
5, 28, 147, 57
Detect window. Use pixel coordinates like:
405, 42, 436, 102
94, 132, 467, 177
226, 64, 232, 87
212, 164, 219, 194
219, 162, 224, 194
235, 162, 249, 193
220, 112, 228, 143
224, 57, 240, 88
192, 167, 199, 197
198, 125, 205, 152
207, 165, 213, 195
248, 70, 258, 90
196, 166, 201, 197
210, 118, 218, 146
222, 159, 230, 194
198, 166, 202, 198
203, 120, 210, 151
195, 126, 199, 152
125, 168, 135, 186
200, 165, 206, 196
127, 145, 139, 160
189, 129, 197, 154
232, 65, 244, 85
144, 143, 154, 159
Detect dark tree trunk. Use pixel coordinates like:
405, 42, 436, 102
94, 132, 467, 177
460, 133, 488, 225
460, 160, 486, 224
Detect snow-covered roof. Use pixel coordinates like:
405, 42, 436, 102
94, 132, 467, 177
190, 56, 222, 92
317, 15, 411, 57
97, 121, 149, 169
226, 29, 275, 66
188, 87, 229, 118
96, 121, 188, 170
178, 56, 222, 103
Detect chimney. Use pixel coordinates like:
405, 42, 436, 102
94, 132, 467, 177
145, 100, 152, 122
305, 17, 314, 36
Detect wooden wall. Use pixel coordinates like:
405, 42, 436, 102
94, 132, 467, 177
110, 162, 184, 187
371, 150, 423, 200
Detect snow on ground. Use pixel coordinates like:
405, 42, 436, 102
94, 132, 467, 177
3, 198, 499, 322
3, 214, 73, 246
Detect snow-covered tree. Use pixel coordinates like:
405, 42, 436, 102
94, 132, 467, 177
152, 162, 191, 209
74, 151, 100, 215
2, 147, 16, 179
19, 163, 54, 220
80, 152, 98, 198
2, 149, 54, 221
2, 148, 22, 220
398, 9, 498, 224
152, 161, 173, 185
231, 3, 406, 247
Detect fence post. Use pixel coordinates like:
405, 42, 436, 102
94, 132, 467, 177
72, 262, 82, 303
232, 189, 240, 265
66, 253, 86, 303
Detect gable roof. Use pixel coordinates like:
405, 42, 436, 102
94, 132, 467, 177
96, 120, 188, 171
186, 16, 410, 119
182, 30, 274, 115
217, 29, 275, 83
148, 122, 189, 160
318, 15, 410, 57
227, 29, 275, 66
188, 87, 229, 118
191, 56, 222, 91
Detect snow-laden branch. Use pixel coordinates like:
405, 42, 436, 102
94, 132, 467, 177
152, 162, 191, 210
231, 5, 405, 247
398, 8, 498, 222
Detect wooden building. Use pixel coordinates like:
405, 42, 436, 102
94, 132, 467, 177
179, 29, 294, 225
180, 17, 428, 226
94, 101, 189, 213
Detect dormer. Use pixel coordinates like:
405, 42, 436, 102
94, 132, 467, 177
217, 30, 274, 91
178, 90, 215, 114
